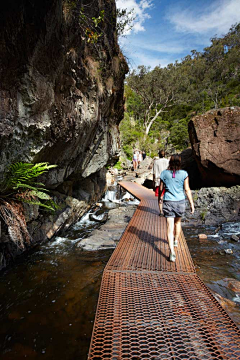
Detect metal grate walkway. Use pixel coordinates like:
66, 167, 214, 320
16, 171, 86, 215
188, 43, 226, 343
88, 181, 240, 359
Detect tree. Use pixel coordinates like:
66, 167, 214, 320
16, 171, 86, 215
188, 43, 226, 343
127, 64, 186, 136
120, 22, 240, 155
116, 8, 135, 37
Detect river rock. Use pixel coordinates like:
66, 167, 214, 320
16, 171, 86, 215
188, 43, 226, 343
183, 185, 240, 226
188, 107, 240, 187
224, 249, 233, 254
198, 234, 207, 239
211, 278, 240, 300
132, 157, 154, 186
226, 278, 240, 295
77, 230, 116, 251
110, 168, 119, 176
77, 205, 136, 251
231, 234, 239, 242
89, 213, 108, 223
212, 291, 240, 328
121, 159, 132, 170
138, 156, 153, 170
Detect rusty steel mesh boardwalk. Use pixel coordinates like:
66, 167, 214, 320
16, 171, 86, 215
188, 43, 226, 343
88, 181, 240, 359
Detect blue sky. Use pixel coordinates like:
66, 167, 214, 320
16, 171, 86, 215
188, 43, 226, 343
116, 0, 240, 69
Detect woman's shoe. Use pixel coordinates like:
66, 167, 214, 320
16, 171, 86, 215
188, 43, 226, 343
174, 240, 178, 247
169, 253, 176, 262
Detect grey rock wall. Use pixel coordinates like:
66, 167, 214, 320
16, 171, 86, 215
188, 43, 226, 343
0, 0, 128, 269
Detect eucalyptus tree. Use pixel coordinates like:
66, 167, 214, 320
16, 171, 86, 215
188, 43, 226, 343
127, 64, 187, 136
121, 23, 240, 155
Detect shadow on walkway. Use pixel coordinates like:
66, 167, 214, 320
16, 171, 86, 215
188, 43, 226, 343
127, 225, 169, 261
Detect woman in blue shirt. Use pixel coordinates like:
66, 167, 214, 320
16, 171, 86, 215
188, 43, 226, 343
159, 154, 194, 262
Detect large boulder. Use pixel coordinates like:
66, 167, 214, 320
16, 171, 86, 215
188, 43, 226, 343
180, 148, 202, 189
188, 107, 240, 187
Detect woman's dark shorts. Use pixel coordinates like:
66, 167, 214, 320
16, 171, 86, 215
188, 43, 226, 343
163, 200, 185, 218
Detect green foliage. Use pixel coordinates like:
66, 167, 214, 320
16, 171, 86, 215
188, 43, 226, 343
113, 161, 123, 170
2, 162, 58, 212
121, 23, 240, 154
4, 162, 56, 190
168, 119, 189, 150
193, 190, 199, 202
64, 1, 105, 45
200, 210, 208, 222
92, 10, 104, 27
116, 8, 135, 37
122, 144, 134, 160
84, 10, 105, 43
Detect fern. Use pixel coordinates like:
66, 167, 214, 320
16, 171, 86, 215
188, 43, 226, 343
13, 183, 49, 192
0, 162, 59, 248
4, 162, 57, 191
22, 199, 58, 212
30, 190, 51, 200
1, 162, 58, 212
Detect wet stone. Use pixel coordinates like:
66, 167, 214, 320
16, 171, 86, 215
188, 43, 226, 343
77, 230, 116, 251
224, 248, 233, 254
198, 234, 208, 239
231, 234, 239, 242
76, 206, 136, 251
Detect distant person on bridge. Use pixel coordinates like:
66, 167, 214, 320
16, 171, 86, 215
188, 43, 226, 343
153, 150, 169, 214
138, 151, 143, 168
132, 150, 138, 171
159, 154, 194, 262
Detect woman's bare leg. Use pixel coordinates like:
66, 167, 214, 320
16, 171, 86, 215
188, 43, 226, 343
174, 217, 182, 242
167, 218, 175, 257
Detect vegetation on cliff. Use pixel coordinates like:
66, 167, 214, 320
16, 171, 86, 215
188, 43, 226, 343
120, 23, 240, 158
0, 162, 57, 249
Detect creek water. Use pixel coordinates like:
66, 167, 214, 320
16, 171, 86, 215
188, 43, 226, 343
0, 189, 240, 359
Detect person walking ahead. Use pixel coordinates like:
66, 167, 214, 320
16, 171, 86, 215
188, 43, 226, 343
153, 150, 169, 214
159, 154, 194, 262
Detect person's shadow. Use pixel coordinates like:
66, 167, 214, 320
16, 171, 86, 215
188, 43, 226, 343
127, 223, 169, 262
137, 204, 159, 216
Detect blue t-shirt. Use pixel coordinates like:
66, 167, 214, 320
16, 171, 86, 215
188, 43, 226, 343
160, 170, 188, 201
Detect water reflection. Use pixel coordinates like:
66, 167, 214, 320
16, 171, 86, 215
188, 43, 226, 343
0, 239, 113, 359
0, 183, 138, 359
184, 222, 240, 327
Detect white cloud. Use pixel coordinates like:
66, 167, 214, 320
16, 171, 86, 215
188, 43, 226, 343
167, 0, 240, 35
123, 49, 176, 69
116, 0, 152, 35
132, 41, 185, 54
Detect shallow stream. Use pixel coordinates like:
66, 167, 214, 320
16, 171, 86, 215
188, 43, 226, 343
0, 190, 240, 359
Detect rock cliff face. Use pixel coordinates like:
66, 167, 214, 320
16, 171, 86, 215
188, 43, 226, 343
188, 107, 240, 187
0, 0, 128, 269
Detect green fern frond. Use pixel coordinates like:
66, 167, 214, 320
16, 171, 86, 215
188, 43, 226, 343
33, 182, 47, 187
29, 190, 51, 200
22, 199, 57, 211
4, 162, 57, 191
13, 183, 48, 192
1, 162, 58, 213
